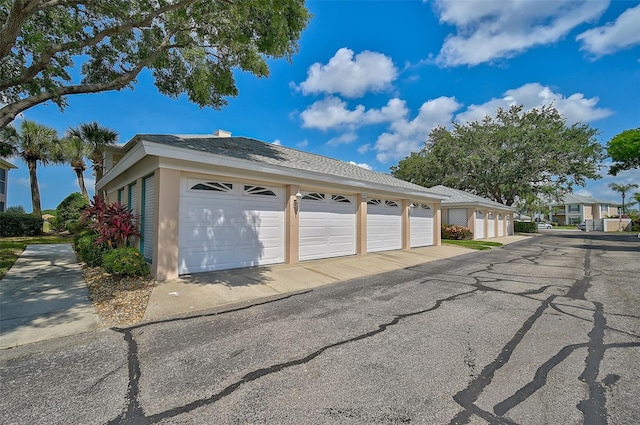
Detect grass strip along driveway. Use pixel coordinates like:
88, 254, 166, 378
0, 236, 72, 278
443, 240, 504, 250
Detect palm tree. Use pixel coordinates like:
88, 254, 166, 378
608, 182, 639, 216
60, 133, 91, 200
0, 120, 58, 217
68, 122, 117, 182
628, 192, 640, 212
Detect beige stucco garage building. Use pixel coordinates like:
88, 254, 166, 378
97, 131, 449, 280
428, 185, 516, 240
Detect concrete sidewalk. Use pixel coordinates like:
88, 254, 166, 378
143, 235, 531, 321
0, 244, 102, 350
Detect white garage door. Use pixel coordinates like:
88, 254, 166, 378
367, 199, 402, 252
448, 208, 468, 226
507, 215, 513, 235
179, 179, 285, 274
475, 211, 485, 239
488, 213, 496, 238
498, 214, 505, 237
410, 204, 434, 247
299, 192, 356, 261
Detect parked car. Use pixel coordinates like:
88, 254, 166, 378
537, 222, 553, 229
578, 222, 586, 231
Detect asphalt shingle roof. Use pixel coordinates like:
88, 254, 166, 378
133, 134, 444, 196
427, 185, 515, 210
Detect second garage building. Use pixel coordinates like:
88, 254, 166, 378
98, 131, 448, 280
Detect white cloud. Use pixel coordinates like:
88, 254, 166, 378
348, 161, 373, 171
583, 167, 640, 203
11, 177, 48, 189
577, 4, 640, 56
455, 83, 612, 124
433, 0, 609, 66
375, 96, 461, 162
300, 97, 408, 131
575, 189, 593, 197
327, 132, 357, 146
272, 139, 282, 146
79, 176, 96, 193
297, 48, 398, 97
357, 144, 371, 154
296, 139, 308, 149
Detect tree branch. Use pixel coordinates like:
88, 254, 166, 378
0, 35, 172, 128
0, 0, 39, 58
0, 0, 200, 91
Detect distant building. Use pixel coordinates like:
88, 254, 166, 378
548, 193, 618, 225
0, 159, 18, 212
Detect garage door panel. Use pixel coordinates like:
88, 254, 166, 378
299, 193, 356, 261
488, 213, 496, 238
475, 211, 485, 239
410, 205, 434, 247
367, 200, 402, 252
179, 180, 284, 274
179, 207, 281, 243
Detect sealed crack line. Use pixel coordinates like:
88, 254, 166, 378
577, 301, 608, 425
118, 290, 314, 332
106, 329, 146, 425
449, 295, 556, 425
451, 402, 519, 425
106, 290, 315, 425
108, 287, 479, 424
493, 342, 589, 416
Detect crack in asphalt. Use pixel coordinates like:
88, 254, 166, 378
103, 236, 637, 425
448, 237, 636, 425
106, 290, 313, 424
110, 288, 480, 424
577, 302, 608, 425
449, 295, 557, 425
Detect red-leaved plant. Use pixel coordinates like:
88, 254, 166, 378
81, 195, 141, 249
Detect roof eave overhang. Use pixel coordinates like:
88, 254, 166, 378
443, 201, 516, 212
98, 139, 449, 202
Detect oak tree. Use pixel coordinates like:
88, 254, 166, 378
391, 105, 604, 206
607, 128, 640, 175
0, 0, 311, 128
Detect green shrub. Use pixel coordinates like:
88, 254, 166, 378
441, 224, 473, 240
6, 205, 26, 213
75, 234, 107, 267
55, 192, 89, 233
514, 221, 538, 233
0, 212, 43, 236
74, 229, 95, 246
102, 247, 149, 276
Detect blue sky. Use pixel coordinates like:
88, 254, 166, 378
6, 0, 640, 210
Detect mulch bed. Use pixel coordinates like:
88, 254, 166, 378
82, 265, 155, 328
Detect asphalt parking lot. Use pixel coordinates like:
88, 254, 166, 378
1, 231, 638, 424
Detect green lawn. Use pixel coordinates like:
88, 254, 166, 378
443, 240, 504, 250
0, 235, 72, 279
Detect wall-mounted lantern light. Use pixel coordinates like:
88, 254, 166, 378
409, 203, 416, 215
294, 191, 302, 213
